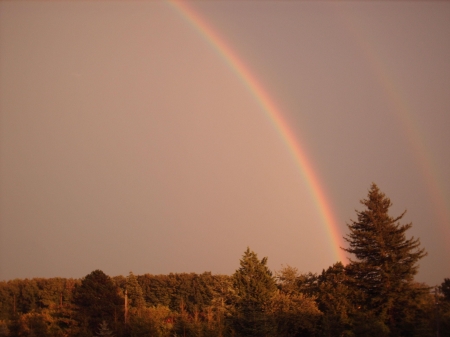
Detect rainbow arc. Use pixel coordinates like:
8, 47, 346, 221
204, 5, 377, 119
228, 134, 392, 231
169, 1, 348, 263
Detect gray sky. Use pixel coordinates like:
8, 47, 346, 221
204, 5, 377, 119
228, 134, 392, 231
1, 1, 449, 286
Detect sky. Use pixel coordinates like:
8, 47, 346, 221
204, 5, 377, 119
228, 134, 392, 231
0, 1, 449, 286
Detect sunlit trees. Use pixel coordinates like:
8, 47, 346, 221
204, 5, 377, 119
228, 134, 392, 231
232, 248, 277, 337
343, 183, 427, 335
273, 266, 322, 337
0, 181, 443, 336
312, 262, 355, 337
125, 272, 145, 312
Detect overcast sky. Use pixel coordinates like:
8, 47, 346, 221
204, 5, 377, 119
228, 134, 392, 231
1, 1, 449, 286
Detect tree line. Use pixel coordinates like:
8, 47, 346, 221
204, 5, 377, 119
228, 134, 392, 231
1, 184, 449, 336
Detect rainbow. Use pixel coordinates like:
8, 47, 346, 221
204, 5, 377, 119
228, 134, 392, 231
335, 8, 450, 248
168, 1, 348, 264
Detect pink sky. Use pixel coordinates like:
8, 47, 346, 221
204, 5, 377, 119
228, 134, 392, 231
1, 1, 449, 286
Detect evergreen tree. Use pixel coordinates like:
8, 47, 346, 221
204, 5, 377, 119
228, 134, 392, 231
441, 278, 450, 302
273, 266, 322, 337
96, 320, 114, 336
343, 183, 427, 334
73, 270, 123, 334
232, 248, 277, 337
126, 272, 145, 311
314, 262, 355, 337
439, 278, 450, 337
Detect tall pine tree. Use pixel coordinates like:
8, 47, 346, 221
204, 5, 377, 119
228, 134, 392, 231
343, 184, 427, 335
232, 248, 277, 337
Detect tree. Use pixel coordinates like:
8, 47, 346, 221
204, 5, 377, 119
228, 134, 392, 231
232, 248, 277, 337
96, 320, 114, 336
441, 278, 450, 302
439, 278, 450, 337
125, 271, 145, 324
313, 262, 355, 337
73, 270, 123, 334
343, 183, 427, 334
273, 266, 322, 337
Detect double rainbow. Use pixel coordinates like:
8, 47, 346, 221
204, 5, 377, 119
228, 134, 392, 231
169, 1, 347, 263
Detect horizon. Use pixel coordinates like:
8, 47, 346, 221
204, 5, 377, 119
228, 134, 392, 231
1, 1, 449, 286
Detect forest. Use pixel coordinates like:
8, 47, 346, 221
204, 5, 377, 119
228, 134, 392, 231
1, 184, 449, 337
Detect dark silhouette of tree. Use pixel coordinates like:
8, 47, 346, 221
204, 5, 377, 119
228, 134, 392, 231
73, 270, 123, 334
439, 278, 450, 337
343, 183, 427, 335
441, 278, 450, 302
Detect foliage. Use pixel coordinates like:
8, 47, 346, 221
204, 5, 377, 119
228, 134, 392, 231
0, 321, 8, 337
96, 320, 114, 336
273, 266, 322, 336
0, 184, 445, 337
231, 248, 277, 337
441, 278, 450, 302
125, 272, 145, 312
73, 270, 123, 334
312, 262, 355, 337
271, 292, 320, 337
439, 279, 450, 337
343, 183, 428, 334
146, 305, 173, 337
137, 272, 224, 315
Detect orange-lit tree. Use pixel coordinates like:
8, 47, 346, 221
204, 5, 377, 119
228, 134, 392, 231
232, 248, 277, 337
343, 183, 427, 335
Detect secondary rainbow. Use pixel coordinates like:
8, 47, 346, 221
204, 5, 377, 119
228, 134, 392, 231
169, 1, 347, 263
335, 7, 450, 249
